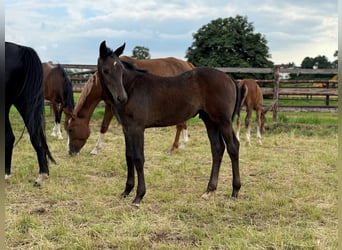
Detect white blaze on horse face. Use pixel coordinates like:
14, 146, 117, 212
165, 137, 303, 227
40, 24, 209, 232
113, 61, 117, 67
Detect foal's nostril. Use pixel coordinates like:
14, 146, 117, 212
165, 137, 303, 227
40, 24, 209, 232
117, 95, 127, 104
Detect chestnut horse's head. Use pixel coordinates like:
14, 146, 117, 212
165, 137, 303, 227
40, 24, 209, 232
67, 115, 90, 155
97, 41, 127, 105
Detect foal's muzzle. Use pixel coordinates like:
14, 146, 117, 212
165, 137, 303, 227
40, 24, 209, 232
117, 94, 128, 105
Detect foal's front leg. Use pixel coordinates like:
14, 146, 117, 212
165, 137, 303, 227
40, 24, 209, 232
123, 129, 146, 207
121, 156, 135, 198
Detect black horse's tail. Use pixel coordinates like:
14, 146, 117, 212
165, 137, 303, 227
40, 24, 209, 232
56, 64, 75, 112
232, 79, 247, 121
21, 47, 56, 164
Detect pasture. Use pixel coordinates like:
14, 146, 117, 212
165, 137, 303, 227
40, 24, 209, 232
5, 107, 337, 249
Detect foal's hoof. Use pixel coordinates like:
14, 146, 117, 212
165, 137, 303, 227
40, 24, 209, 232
121, 192, 129, 199
5, 174, 11, 180
201, 191, 215, 200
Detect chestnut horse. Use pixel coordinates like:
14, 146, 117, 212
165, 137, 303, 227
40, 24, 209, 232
236, 79, 271, 145
67, 56, 194, 155
43, 62, 75, 140
5, 42, 55, 185
95, 41, 242, 206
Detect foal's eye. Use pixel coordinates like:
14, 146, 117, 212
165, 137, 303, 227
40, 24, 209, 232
103, 69, 109, 74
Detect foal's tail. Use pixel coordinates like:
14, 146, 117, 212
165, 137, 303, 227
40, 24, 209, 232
232, 79, 247, 121
56, 64, 75, 113
21, 47, 56, 164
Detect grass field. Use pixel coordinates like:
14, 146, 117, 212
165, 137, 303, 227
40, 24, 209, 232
5, 108, 338, 249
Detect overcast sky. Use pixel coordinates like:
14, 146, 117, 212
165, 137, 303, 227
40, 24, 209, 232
5, 0, 338, 66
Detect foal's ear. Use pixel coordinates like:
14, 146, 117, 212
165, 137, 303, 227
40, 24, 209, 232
99, 40, 109, 58
113, 43, 126, 57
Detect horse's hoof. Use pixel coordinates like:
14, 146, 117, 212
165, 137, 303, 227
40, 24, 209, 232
33, 181, 41, 187
231, 190, 239, 198
201, 191, 214, 200
121, 192, 128, 198
34, 173, 49, 187
90, 150, 97, 155
5, 174, 11, 180
131, 203, 140, 208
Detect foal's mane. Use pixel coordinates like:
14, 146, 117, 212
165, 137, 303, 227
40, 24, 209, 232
73, 72, 99, 116
121, 60, 148, 74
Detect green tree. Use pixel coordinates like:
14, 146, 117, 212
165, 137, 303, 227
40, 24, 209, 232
293, 54, 335, 79
301, 55, 332, 69
185, 15, 273, 79
332, 50, 338, 68
132, 46, 151, 59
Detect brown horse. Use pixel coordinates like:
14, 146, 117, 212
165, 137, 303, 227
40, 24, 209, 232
42, 62, 75, 140
95, 41, 242, 206
236, 79, 271, 145
67, 56, 194, 155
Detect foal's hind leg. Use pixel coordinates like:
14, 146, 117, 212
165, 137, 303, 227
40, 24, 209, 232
201, 115, 225, 199
219, 123, 241, 198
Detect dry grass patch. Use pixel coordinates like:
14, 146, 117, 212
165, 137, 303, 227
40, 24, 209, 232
5, 113, 337, 249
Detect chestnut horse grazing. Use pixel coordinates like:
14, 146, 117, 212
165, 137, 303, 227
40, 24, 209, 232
43, 62, 75, 140
97, 41, 242, 206
67, 56, 194, 155
236, 79, 270, 145
5, 42, 55, 185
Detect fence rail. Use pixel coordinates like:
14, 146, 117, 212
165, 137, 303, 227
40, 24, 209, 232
57, 64, 338, 121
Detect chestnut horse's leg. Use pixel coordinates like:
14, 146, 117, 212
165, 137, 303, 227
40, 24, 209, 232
170, 125, 181, 153
200, 113, 225, 199
90, 104, 113, 155
245, 109, 252, 146
50, 102, 63, 139
256, 109, 262, 145
122, 128, 146, 207
236, 112, 241, 141
55, 105, 63, 140
179, 122, 188, 149
170, 122, 189, 153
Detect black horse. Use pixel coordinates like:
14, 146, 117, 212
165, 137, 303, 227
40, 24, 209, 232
96, 41, 242, 207
5, 42, 55, 185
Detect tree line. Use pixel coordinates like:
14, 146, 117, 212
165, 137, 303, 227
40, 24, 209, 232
131, 15, 337, 80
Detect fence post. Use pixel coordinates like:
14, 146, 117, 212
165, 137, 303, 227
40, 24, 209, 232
272, 66, 280, 122
325, 82, 330, 106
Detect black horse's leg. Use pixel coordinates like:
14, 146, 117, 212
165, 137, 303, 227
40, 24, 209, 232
219, 122, 241, 198
17, 105, 49, 186
123, 128, 146, 206
5, 111, 15, 178
201, 114, 225, 199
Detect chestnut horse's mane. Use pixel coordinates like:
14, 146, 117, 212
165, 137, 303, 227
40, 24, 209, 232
73, 71, 99, 116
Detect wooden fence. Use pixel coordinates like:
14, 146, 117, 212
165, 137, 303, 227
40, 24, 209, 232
58, 64, 338, 122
